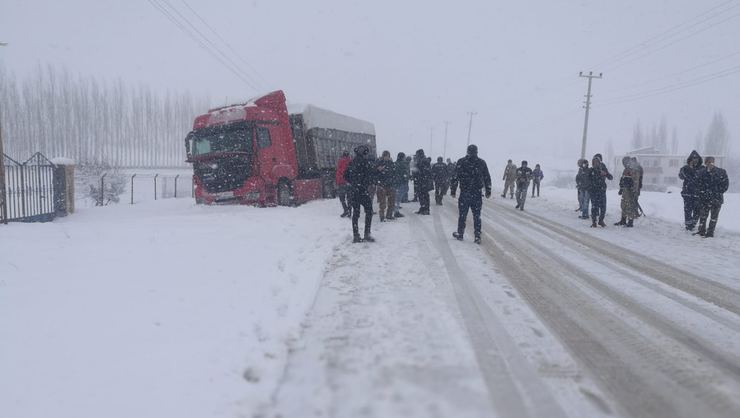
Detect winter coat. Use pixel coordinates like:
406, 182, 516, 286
697, 165, 729, 205
375, 159, 396, 188
446, 162, 457, 179
678, 150, 703, 197
451, 155, 492, 196
532, 168, 544, 184
588, 162, 613, 191
344, 156, 378, 195
394, 157, 410, 187
576, 166, 591, 191
335, 156, 352, 186
503, 163, 517, 181
432, 162, 449, 184
414, 157, 434, 192
619, 165, 640, 219
515, 166, 533, 187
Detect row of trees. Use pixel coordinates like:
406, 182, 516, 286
0, 64, 211, 167
630, 113, 731, 156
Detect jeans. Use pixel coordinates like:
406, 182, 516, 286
578, 189, 590, 218
515, 183, 528, 208
435, 181, 449, 205
682, 195, 700, 229
418, 190, 430, 213
590, 189, 607, 222
532, 181, 540, 197
351, 191, 373, 237
698, 202, 722, 236
457, 192, 483, 238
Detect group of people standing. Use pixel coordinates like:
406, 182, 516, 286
336, 146, 460, 243
501, 159, 544, 211
679, 151, 729, 238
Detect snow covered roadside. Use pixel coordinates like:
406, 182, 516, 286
0, 199, 346, 418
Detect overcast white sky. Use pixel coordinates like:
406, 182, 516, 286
1, 0, 738, 170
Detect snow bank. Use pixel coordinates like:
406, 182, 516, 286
0, 199, 347, 418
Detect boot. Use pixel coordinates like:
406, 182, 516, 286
452, 232, 463, 241
394, 212, 405, 218
474, 236, 481, 244
353, 234, 362, 243
591, 219, 598, 228
363, 233, 375, 242
626, 218, 634, 227
515, 204, 520, 209
614, 217, 626, 226
501, 194, 506, 198
598, 219, 606, 227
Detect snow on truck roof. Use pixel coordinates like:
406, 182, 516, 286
288, 103, 375, 136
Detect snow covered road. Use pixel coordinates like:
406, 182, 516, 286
2, 192, 739, 418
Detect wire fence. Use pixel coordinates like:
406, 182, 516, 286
77, 172, 194, 207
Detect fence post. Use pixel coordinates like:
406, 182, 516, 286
99, 173, 107, 206
154, 174, 158, 200
130, 174, 136, 204
174, 175, 180, 198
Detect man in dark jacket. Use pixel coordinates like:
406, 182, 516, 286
695, 156, 729, 238
393, 152, 409, 217
451, 144, 492, 244
531, 164, 544, 197
432, 157, 450, 205
514, 161, 533, 210
589, 153, 613, 228
678, 150, 703, 231
576, 159, 591, 219
344, 145, 382, 242
413, 149, 433, 214
375, 150, 396, 222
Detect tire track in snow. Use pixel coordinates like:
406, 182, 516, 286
441, 201, 739, 418
410, 212, 569, 418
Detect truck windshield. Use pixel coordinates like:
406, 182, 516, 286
190, 122, 253, 156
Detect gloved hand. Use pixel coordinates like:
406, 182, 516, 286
485, 191, 491, 198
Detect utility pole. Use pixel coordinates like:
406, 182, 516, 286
466, 111, 477, 146
443, 121, 450, 160
0, 42, 8, 224
579, 71, 602, 160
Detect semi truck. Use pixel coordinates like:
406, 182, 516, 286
185, 90, 376, 206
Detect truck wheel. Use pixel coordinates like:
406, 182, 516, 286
277, 181, 292, 206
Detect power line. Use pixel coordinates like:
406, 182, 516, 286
147, 0, 261, 92
178, 0, 269, 87
592, 0, 739, 70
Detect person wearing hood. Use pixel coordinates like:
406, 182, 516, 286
412, 149, 433, 214
531, 164, 544, 197
678, 150, 703, 231
451, 144, 492, 244
501, 159, 517, 199
695, 156, 729, 238
432, 156, 450, 205
514, 161, 533, 210
393, 152, 409, 217
615, 156, 640, 227
576, 159, 591, 219
588, 153, 613, 227
344, 145, 383, 242
335, 150, 353, 218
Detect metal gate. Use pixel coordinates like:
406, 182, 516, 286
2, 152, 57, 223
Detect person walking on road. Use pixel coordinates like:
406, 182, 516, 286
502, 159, 517, 199
335, 150, 352, 218
532, 164, 544, 197
576, 159, 591, 219
695, 156, 729, 238
514, 161, 533, 210
432, 156, 450, 205
588, 153, 613, 228
679, 150, 703, 231
375, 150, 396, 222
451, 144, 492, 244
393, 152, 409, 217
413, 149, 433, 215
345, 145, 382, 243
615, 156, 640, 227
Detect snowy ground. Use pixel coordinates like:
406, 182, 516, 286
2, 187, 739, 418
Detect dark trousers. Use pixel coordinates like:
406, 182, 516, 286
590, 189, 607, 222
698, 203, 722, 236
434, 181, 448, 205
457, 193, 482, 238
351, 191, 373, 237
682, 195, 700, 229
532, 181, 540, 197
515, 183, 529, 208
418, 191, 430, 213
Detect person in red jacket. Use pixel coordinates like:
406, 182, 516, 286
336, 150, 352, 217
